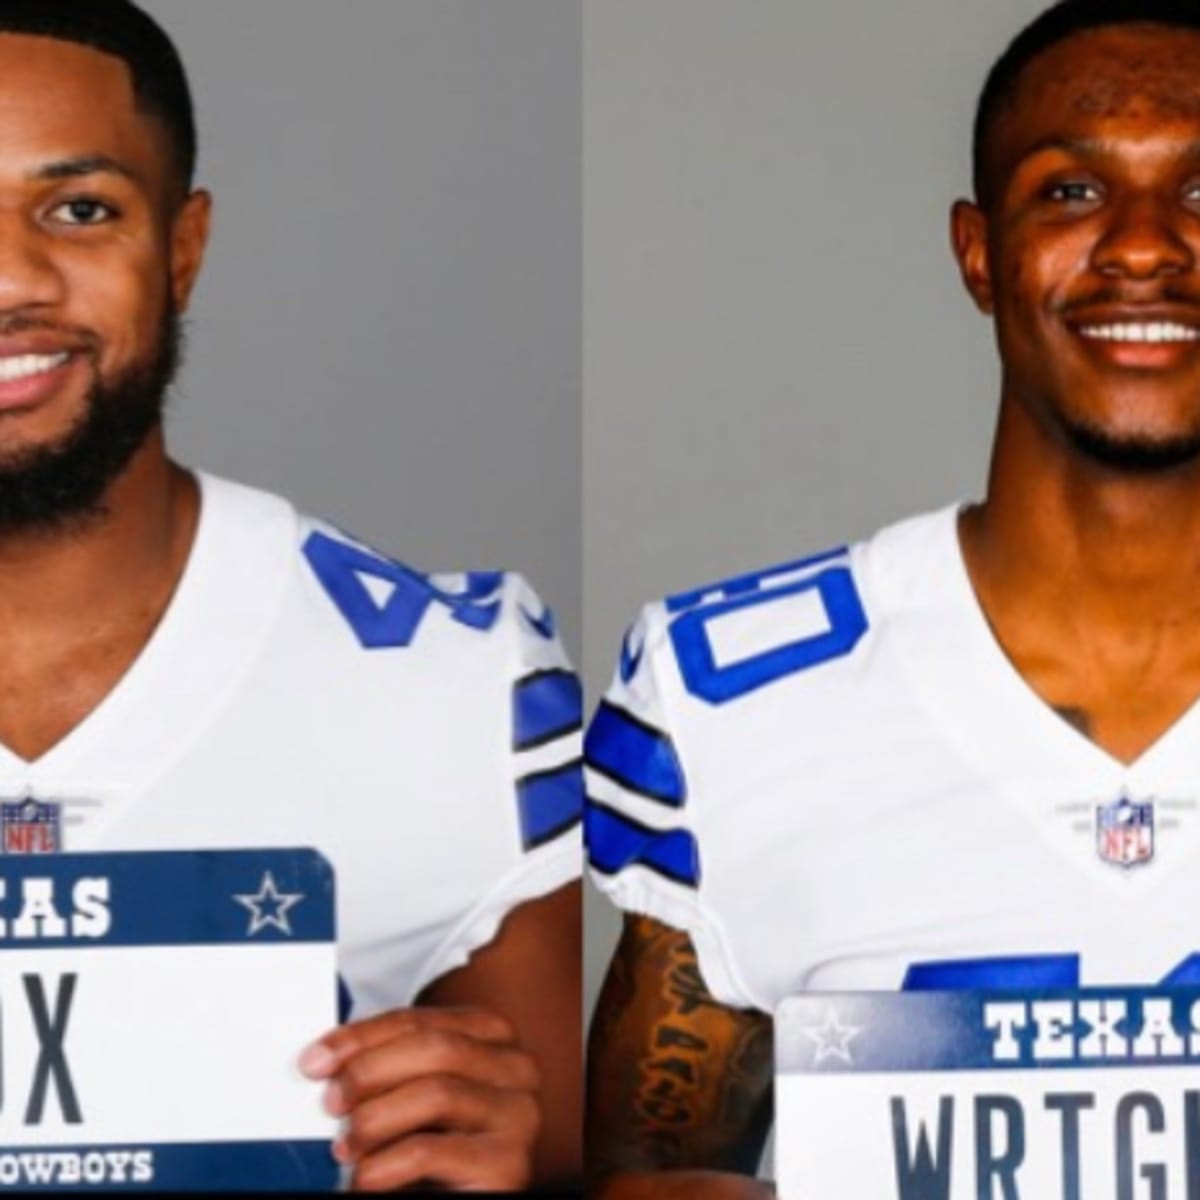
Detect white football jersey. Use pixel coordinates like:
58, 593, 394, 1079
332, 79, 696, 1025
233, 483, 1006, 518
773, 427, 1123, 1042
0, 473, 582, 1017
587, 507, 1200, 1014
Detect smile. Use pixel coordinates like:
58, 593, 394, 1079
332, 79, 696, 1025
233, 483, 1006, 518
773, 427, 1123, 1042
1077, 323, 1200, 344
0, 352, 71, 383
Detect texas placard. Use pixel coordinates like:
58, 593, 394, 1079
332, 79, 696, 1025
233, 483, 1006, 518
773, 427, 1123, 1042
777, 986, 1200, 1200
0, 848, 338, 1192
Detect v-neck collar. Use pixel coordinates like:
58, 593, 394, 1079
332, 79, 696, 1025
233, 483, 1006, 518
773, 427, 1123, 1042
937, 505, 1200, 780
0, 473, 296, 814
876, 505, 1200, 890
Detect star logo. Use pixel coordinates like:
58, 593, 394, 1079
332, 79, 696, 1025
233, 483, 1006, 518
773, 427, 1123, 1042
801, 1007, 863, 1066
233, 871, 305, 937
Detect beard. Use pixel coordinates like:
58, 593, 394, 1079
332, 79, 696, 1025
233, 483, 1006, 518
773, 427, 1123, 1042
1062, 415, 1200, 474
0, 306, 182, 535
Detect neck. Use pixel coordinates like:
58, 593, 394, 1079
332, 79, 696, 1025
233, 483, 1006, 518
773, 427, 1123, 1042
0, 436, 199, 630
966, 398, 1200, 631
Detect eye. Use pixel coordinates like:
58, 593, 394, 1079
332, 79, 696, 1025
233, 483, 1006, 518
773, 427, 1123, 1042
1044, 180, 1102, 204
49, 198, 118, 226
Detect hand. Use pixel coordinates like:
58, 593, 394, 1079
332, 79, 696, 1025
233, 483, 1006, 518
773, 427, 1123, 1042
299, 1006, 542, 1192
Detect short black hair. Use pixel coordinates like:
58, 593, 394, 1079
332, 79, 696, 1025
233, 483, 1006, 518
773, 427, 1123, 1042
974, 0, 1200, 205
0, 0, 195, 192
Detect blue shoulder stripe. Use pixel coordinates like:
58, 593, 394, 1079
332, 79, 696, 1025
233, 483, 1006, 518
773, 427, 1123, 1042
585, 703, 687, 808
513, 670, 583, 752
586, 801, 700, 888
517, 760, 583, 850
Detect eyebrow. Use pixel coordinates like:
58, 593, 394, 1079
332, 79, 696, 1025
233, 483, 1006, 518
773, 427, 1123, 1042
1017, 135, 1200, 164
28, 155, 140, 184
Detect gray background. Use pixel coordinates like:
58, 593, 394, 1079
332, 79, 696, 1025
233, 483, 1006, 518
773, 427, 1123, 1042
583, 0, 1047, 1013
141, 0, 581, 660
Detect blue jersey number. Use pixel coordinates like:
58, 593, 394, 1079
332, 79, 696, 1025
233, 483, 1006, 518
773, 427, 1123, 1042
304, 531, 502, 650
668, 557, 868, 705
904, 954, 1200, 991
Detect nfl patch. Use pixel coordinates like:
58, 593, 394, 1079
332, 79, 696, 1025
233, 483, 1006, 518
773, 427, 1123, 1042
1096, 795, 1153, 869
1, 796, 62, 855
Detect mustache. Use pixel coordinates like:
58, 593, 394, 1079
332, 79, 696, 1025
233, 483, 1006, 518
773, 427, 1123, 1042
0, 315, 100, 352
1057, 286, 1200, 315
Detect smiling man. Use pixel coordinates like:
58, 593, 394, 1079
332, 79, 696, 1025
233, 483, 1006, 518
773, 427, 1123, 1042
586, 1, 1200, 1196
0, 0, 581, 1193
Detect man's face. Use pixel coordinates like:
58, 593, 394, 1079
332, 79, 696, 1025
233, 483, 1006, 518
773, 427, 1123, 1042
954, 25, 1200, 470
0, 32, 208, 528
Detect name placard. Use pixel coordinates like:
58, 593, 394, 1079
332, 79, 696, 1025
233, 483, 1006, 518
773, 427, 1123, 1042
0, 849, 338, 1192
777, 987, 1200, 1200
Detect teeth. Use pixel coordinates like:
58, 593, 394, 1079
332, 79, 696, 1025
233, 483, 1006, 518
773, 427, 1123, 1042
0, 352, 69, 383
1079, 322, 1200, 343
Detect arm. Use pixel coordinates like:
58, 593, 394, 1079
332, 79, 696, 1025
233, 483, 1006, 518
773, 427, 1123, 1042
587, 915, 775, 1199
421, 879, 582, 1188
302, 880, 582, 1192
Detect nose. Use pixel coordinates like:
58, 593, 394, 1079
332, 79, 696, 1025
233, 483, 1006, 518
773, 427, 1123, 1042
0, 211, 65, 311
1092, 195, 1196, 281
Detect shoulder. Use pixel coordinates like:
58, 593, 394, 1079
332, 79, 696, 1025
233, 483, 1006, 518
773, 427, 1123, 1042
585, 506, 963, 1008
275, 502, 565, 671
618, 505, 956, 712
584, 510, 948, 882
199, 469, 578, 729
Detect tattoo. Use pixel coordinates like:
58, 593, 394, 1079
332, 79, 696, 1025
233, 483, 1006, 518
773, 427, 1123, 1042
637, 939, 715, 1129
587, 916, 773, 1180
1054, 706, 1093, 738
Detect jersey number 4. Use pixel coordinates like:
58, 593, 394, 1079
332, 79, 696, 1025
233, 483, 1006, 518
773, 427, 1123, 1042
304, 531, 501, 649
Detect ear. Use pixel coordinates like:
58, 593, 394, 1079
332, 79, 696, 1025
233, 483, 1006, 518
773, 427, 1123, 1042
950, 199, 994, 315
169, 189, 213, 313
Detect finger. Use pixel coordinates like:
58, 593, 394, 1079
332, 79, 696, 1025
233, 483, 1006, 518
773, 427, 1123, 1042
326, 1032, 540, 1116
299, 1006, 516, 1079
337, 1075, 540, 1162
349, 1133, 533, 1194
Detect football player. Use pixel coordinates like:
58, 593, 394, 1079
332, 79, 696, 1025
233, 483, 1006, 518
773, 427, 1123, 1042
586, 0, 1200, 1195
0, 0, 581, 1191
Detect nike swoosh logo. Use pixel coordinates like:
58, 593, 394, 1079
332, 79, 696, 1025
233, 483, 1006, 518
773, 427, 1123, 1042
520, 603, 557, 640
620, 628, 645, 682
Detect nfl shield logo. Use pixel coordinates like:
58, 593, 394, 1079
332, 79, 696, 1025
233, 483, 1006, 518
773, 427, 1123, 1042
1, 797, 61, 855
1096, 796, 1154, 868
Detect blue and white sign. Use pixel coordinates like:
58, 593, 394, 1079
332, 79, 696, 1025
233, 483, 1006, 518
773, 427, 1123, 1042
0, 849, 338, 1192
777, 987, 1200, 1200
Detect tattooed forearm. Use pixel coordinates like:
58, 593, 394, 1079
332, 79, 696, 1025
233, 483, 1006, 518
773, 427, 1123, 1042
636, 941, 719, 1131
587, 916, 773, 1181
